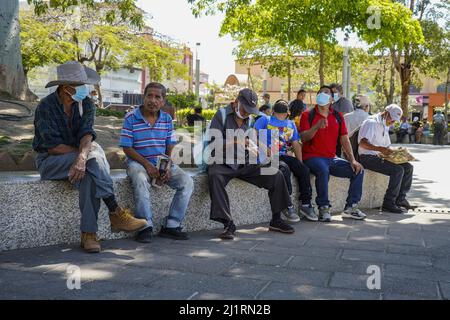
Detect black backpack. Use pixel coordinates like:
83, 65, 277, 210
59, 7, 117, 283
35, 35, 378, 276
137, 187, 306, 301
348, 128, 361, 162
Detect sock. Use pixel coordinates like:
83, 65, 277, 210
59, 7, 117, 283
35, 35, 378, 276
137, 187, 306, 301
272, 212, 281, 221
103, 195, 119, 213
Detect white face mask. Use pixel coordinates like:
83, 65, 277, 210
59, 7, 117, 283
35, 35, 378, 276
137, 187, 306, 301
236, 103, 248, 119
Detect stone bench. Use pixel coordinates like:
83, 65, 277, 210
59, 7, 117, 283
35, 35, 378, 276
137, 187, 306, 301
0, 169, 389, 251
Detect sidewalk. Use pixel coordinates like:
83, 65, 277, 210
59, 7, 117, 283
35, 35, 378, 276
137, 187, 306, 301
1, 210, 449, 300
1, 144, 449, 300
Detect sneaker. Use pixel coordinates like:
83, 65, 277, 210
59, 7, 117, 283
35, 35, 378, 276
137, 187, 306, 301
109, 207, 148, 232
396, 199, 418, 210
381, 203, 407, 214
81, 232, 101, 253
318, 206, 332, 222
135, 226, 153, 243
299, 205, 319, 221
282, 206, 300, 223
269, 219, 295, 234
342, 204, 366, 220
220, 221, 236, 240
159, 226, 189, 240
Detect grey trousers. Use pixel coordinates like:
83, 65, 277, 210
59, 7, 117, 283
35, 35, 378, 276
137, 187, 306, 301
208, 164, 292, 224
35, 145, 115, 233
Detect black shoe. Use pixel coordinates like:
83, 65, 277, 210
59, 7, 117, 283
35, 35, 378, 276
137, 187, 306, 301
396, 199, 418, 210
269, 219, 295, 234
135, 226, 153, 243
159, 226, 189, 240
220, 221, 236, 240
381, 203, 407, 214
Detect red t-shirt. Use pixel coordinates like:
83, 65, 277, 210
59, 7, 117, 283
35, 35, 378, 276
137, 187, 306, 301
299, 106, 348, 161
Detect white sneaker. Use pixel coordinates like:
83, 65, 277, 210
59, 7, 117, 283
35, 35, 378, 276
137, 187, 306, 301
342, 204, 366, 220
282, 206, 300, 223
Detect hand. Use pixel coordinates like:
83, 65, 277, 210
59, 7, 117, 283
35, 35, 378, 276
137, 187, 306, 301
68, 154, 87, 183
145, 164, 160, 179
351, 160, 364, 174
160, 167, 171, 183
314, 118, 327, 130
378, 147, 394, 156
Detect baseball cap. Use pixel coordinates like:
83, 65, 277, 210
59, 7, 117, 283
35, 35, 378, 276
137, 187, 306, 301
385, 104, 403, 122
237, 88, 259, 115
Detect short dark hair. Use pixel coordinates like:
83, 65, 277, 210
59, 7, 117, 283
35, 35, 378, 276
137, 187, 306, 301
194, 106, 202, 114
273, 99, 289, 113
297, 89, 306, 95
259, 104, 271, 112
263, 93, 270, 99
317, 85, 332, 95
144, 82, 166, 98
329, 83, 343, 93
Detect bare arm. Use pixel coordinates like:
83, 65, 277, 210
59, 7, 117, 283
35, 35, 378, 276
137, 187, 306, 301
78, 134, 93, 159
340, 134, 355, 162
68, 134, 93, 183
359, 138, 393, 155
300, 119, 326, 143
340, 134, 363, 174
48, 144, 78, 155
292, 140, 303, 162
123, 147, 159, 179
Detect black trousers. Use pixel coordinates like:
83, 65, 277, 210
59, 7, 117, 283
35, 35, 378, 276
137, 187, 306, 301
359, 154, 413, 206
433, 124, 445, 145
397, 129, 408, 143
279, 155, 312, 205
208, 164, 292, 224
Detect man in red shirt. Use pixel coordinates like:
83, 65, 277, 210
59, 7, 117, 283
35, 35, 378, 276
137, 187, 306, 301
299, 85, 365, 222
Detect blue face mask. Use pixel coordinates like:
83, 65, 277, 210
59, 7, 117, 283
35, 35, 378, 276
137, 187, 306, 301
69, 85, 89, 103
333, 93, 340, 102
316, 92, 331, 106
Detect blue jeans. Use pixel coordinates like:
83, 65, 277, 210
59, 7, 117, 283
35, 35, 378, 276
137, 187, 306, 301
126, 160, 194, 228
304, 157, 364, 208
36, 145, 115, 233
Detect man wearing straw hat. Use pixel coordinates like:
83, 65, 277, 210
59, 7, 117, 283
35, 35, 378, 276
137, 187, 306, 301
33, 61, 147, 253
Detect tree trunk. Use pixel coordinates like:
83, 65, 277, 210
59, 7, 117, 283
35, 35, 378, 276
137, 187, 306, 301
445, 66, 449, 121
0, 0, 35, 100
93, 62, 104, 108
399, 65, 412, 117
319, 41, 325, 87
287, 61, 292, 101
94, 83, 103, 109
388, 56, 395, 104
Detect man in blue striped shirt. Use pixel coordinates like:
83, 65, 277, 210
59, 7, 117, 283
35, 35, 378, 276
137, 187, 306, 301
120, 82, 194, 242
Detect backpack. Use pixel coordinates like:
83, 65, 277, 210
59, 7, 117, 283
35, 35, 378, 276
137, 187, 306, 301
348, 127, 361, 162
194, 107, 254, 172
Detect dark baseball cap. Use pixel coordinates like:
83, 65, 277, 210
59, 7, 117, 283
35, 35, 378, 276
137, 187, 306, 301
237, 88, 259, 115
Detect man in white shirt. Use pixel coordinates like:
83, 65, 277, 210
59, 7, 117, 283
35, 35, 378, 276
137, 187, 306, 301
344, 95, 371, 137
358, 104, 416, 214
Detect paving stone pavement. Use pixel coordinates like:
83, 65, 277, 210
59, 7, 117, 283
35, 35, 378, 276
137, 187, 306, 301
0, 210, 449, 300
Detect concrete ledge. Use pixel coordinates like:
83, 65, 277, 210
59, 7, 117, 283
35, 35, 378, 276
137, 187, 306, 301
0, 169, 389, 251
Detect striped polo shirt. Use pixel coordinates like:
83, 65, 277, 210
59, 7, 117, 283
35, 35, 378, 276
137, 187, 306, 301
119, 106, 177, 165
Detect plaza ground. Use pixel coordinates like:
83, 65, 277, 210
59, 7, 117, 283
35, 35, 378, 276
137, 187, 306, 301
0, 144, 449, 299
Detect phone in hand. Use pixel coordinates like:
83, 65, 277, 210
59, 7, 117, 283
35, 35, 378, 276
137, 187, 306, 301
151, 155, 170, 187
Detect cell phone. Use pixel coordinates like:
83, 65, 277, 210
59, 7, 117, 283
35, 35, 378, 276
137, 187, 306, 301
159, 157, 170, 176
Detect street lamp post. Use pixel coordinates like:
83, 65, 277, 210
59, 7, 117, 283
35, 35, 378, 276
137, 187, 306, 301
342, 36, 349, 98
195, 43, 200, 98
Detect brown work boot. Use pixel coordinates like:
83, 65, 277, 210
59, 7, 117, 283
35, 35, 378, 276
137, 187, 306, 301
81, 232, 101, 253
109, 207, 147, 232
